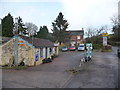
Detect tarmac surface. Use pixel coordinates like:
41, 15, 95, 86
2, 47, 119, 88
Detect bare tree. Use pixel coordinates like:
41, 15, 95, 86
85, 25, 108, 43
110, 15, 119, 26
85, 26, 107, 38
96, 25, 108, 35
110, 14, 120, 41
85, 27, 95, 38
25, 22, 38, 36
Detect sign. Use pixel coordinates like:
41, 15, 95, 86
18, 40, 25, 46
103, 37, 107, 46
18, 44, 25, 46
102, 33, 108, 37
18, 41, 24, 43
35, 52, 39, 61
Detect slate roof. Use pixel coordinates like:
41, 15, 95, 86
66, 30, 84, 36
19, 35, 54, 47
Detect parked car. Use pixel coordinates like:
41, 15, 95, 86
61, 46, 68, 52
77, 44, 85, 51
69, 46, 76, 51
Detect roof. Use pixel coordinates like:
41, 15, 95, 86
1, 37, 11, 42
19, 35, 54, 48
66, 30, 84, 36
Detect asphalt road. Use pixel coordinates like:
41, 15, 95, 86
2, 47, 119, 88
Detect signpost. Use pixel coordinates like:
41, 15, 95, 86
102, 33, 108, 46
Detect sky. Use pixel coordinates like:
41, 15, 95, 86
0, 0, 119, 33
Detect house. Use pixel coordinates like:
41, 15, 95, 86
66, 29, 84, 47
0, 35, 59, 66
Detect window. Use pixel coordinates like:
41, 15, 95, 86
40, 48, 43, 57
77, 36, 80, 39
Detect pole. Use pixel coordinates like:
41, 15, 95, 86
0, 18, 2, 45
14, 17, 18, 65
31, 30, 35, 66
0, 18, 2, 90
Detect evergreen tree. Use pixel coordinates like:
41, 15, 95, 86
35, 25, 50, 40
51, 12, 69, 43
17, 16, 27, 35
2, 13, 14, 37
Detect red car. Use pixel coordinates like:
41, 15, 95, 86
69, 46, 76, 51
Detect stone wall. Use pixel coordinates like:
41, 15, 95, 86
0, 36, 59, 66
1, 37, 35, 66
1, 38, 14, 66
17, 38, 35, 66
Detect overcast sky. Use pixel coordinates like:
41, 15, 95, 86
0, 0, 119, 33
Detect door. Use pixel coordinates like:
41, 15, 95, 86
45, 47, 47, 58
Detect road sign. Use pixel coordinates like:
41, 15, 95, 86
102, 33, 108, 37
103, 36, 107, 46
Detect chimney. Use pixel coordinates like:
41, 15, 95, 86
82, 28, 84, 31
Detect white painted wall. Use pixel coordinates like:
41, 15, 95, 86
47, 47, 50, 58
43, 48, 46, 58
52, 47, 55, 54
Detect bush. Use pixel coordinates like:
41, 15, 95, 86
101, 45, 112, 52
93, 44, 102, 49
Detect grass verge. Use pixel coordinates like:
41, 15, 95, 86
1, 66, 28, 70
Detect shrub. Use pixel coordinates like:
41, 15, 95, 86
93, 44, 102, 49
101, 45, 112, 52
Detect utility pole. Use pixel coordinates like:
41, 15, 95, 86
0, 18, 2, 45
14, 17, 18, 65
0, 18, 2, 68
